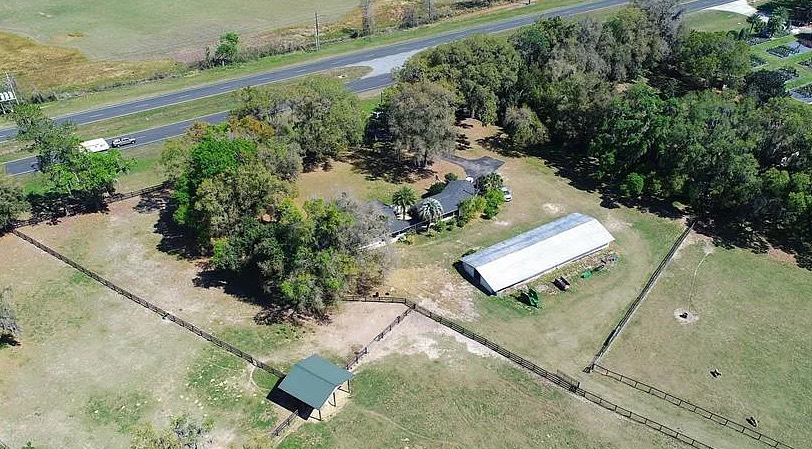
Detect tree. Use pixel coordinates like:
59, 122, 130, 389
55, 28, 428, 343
289, 77, 364, 168
214, 32, 240, 66
360, 0, 375, 36
743, 70, 788, 104
44, 150, 133, 208
675, 31, 750, 88
483, 188, 505, 218
503, 105, 548, 149
659, 91, 761, 215
767, 7, 790, 36
746, 13, 765, 35
620, 172, 645, 197
0, 287, 21, 344
391, 187, 417, 219
212, 195, 393, 316
130, 414, 213, 449
13, 103, 131, 208
477, 172, 503, 193
193, 161, 293, 240
385, 82, 456, 167
588, 82, 667, 182
634, 0, 683, 49
230, 86, 289, 132
415, 197, 443, 227
399, 35, 520, 124
457, 195, 486, 225
0, 174, 28, 230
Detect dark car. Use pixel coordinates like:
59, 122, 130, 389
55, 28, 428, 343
111, 137, 137, 148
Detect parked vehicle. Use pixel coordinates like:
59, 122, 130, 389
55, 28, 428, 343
79, 138, 110, 153
501, 186, 512, 202
111, 137, 137, 148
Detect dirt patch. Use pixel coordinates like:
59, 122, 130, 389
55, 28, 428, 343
357, 312, 500, 367
542, 203, 565, 215
385, 264, 479, 321
673, 308, 699, 324
262, 302, 407, 367
767, 247, 797, 265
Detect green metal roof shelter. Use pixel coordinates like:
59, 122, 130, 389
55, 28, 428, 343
278, 354, 352, 419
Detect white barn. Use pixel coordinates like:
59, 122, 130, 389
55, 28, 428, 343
459, 213, 614, 295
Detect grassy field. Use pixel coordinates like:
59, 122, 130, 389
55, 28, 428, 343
0, 235, 285, 448
600, 237, 812, 447
0, 0, 587, 120
0, 31, 181, 94
2, 183, 416, 446
682, 10, 749, 32
279, 347, 685, 449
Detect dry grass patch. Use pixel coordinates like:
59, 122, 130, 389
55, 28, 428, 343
0, 31, 178, 94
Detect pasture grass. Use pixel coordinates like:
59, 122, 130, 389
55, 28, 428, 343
601, 239, 812, 447
279, 349, 685, 449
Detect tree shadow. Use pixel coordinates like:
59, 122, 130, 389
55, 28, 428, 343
134, 189, 171, 214
25, 191, 111, 225
535, 144, 601, 194
478, 134, 524, 158
456, 132, 471, 152
152, 200, 199, 259
344, 145, 435, 184
0, 334, 20, 348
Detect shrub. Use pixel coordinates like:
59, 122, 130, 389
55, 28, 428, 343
620, 172, 645, 197
444, 172, 459, 182
457, 195, 486, 225
483, 188, 505, 219
426, 181, 446, 196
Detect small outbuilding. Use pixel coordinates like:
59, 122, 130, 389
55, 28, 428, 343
459, 213, 614, 295
277, 354, 351, 420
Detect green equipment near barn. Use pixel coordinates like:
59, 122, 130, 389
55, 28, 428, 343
517, 286, 541, 308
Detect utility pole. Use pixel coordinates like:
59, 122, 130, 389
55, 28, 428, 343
314, 11, 321, 51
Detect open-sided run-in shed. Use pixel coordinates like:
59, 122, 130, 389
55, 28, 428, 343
277, 354, 352, 420
459, 213, 614, 295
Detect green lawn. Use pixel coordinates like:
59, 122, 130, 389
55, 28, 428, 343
601, 239, 812, 447
683, 10, 749, 32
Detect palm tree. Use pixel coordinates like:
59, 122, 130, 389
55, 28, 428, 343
416, 198, 444, 228
477, 172, 504, 193
391, 187, 417, 219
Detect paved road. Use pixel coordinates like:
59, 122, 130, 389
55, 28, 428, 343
2, 0, 732, 175
3, 74, 394, 175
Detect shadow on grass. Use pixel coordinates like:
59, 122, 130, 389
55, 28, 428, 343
266, 378, 315, 419
344, 145, 438, 184
152, 199, 199, 259
0, 334, 20, 348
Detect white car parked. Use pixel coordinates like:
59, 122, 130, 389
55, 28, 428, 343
501, 186, 512, 202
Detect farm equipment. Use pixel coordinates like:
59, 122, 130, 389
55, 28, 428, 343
553, 276, 571, 291
517, 286, 541, 308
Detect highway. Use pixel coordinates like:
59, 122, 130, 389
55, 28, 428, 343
2, 0, 732, 176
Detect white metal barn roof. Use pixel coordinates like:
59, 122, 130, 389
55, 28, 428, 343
459, 213, 614, 294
